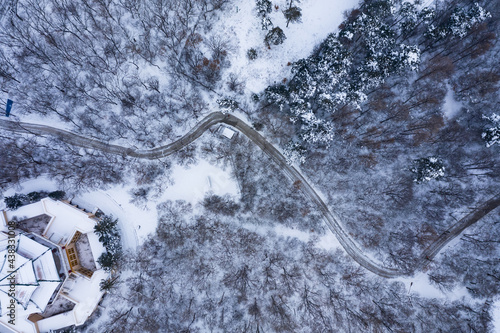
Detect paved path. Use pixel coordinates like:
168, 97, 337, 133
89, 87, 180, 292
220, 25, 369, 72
1, 113, 498, 278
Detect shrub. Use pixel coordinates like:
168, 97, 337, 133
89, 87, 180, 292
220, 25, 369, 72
27, 191, 41, 202
265, 27, 286, 46
4, 194, 27, 210
48, 190, 66, 200
216, 98, 239, 113
203, 195, 240, 216
94, 215, 122, 271
411, 157, 445, 183
247, 48, 258, 60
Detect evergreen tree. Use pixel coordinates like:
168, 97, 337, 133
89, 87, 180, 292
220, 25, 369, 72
255, 0, 272, 17
48, 190, 65, 200
264, 84, 289, 108
411, 157, 445, 183
94, 215, 122, 261
247, 48, 258, 60
283, 6, 302, 27
4, 194, 27, 210
265, 27, 287, 46
216, 98, 239, 113
97, 251, 118, 271
27, 191, 41, 203
482, 114, 500, 147
94, 215, 119, 245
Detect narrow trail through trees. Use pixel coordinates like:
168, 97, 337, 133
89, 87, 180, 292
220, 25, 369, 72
1, 113, 498, 278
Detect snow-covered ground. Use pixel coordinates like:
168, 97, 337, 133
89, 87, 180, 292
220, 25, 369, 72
442, 83, 463, 120
493, 299, 500, 333
1, 159, 239, 248
396, 271, 469, 301
215, 0, 359, 97
73, 160, 239, 247
163, 160, 239, 205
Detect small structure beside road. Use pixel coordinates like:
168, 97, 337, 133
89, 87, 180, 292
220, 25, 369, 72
218, 125, 237, 140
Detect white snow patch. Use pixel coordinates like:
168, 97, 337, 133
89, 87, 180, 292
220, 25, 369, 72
273, 224, 311, 243
0, 109, 73, 132
442, 83, 462, 120
218, 0, 360, 94
221, 127, 236, 139
492, 299, 500, 333
1, 175, 59, 199
316, 231, 342, 250
72, 159, 239, 247
161, 160, 239, 205
72, 187, 153, 249
396, 271, 468, 300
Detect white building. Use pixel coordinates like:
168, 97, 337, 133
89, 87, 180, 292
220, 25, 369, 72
0, 198, 109, 333
218, 125, 237, 140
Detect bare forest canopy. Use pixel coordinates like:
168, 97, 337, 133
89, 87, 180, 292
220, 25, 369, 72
0, 0, 499, 331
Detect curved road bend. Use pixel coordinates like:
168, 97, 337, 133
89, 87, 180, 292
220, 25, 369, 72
1, 113, 499, 278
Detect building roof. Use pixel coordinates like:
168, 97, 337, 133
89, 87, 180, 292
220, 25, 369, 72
221, 127, 236, 139
0, 198, 109, 332
0, 233, 61, 313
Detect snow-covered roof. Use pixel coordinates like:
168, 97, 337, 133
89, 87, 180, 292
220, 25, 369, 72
85, 232, 105, 270
5, 198, 99, 245
221, 127, 236, 139
0, 233, 61, 312
64, 269, 107, 325
41, 199, 97, 245
36, 310, 76, 332
0, 198, 109, 332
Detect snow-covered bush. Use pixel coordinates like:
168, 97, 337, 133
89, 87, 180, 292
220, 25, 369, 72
4, 194, 27, 210
265, 27, 286, 46
247, 48, 258, 60
261, 16, 273, 30
411, 157, 445, 183
216, 98, 239, 113
94, 215, 122, 271
48, 190, 66, 200
283, 141, 307, 164
482, 113, 500, 147
255, 0, 272, 17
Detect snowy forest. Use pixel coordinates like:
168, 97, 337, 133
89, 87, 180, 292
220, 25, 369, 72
0, 0, 499, 331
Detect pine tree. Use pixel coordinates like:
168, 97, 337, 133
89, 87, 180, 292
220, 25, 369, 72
411, 157, 445, 183
256, 0, 272, 17
265, 27, 286, 47
94, 215, 122, 263
482, 114, 500, 147
216, 98, 239, 113
247, 48, 258, 60
283, 6, 302, 27
94, 215, 119, 245
48, 190, 65, 200
98, 251, 118, 271
27, 191, 41, 203
4, 194, 27, 210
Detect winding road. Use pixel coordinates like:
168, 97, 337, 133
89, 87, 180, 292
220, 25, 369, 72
1, 113, 499, 278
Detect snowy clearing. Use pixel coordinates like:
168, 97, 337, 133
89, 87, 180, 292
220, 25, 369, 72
217, 0, 360, 95
161, 159, 239, 205
442, 83, 463, 120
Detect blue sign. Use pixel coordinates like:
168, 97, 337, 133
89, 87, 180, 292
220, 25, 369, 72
5, 99, 13, 117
